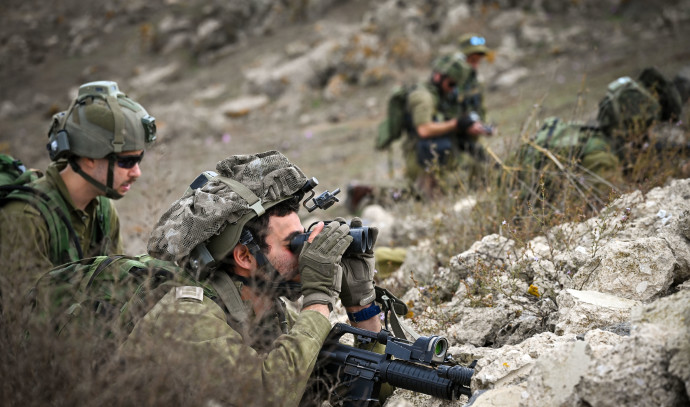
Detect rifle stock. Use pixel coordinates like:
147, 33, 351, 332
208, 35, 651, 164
304, 323, 473, 407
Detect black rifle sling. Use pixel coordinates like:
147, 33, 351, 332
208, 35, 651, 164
375, 286, 419, 340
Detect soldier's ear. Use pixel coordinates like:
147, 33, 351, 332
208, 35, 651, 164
77, 156, 98, 170
232, 244, 254, 270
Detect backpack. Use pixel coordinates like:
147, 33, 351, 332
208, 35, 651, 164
376, 85, 410, 150
597, 75, 661, 134
519, 117, 607, 169
0, 153, 41, 186
0, 154, 112, 265
31, 254, 194, 335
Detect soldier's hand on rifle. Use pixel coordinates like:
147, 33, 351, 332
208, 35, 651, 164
338, 217, 378, 308
299, 221, 352, 311
457, 111, 493, 137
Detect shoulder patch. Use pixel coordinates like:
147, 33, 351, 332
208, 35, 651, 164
175, 286, 204, 302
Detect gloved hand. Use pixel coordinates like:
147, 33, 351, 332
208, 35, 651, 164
456, 111, 478, 133
339, 217, 378, 307
299, 221, 353, 311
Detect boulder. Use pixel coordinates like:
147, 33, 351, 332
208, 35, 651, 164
572, 237, 675, 302
554, 289, 641, 335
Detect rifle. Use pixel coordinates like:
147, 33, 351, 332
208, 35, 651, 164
306, 323, 474, 407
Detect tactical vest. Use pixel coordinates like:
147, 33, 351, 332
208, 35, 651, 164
0, 160, 113, 265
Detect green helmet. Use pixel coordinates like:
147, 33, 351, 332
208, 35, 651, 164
432, 52, 470, 85
47, 81, 156, 161
147, 151, 314, 279
458, 33, 490, 56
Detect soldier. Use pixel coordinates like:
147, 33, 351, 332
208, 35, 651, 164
404, 54, 492, 197
0, 81, 155, 291
511, 68, 690, 207
456, 33, 491, 121
121, 151, 386, 406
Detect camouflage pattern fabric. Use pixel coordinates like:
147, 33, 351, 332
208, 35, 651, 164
121, 286, 332, 407
509, 117, 621, 204
0, 161, 121, 285
148, 150, 307, 262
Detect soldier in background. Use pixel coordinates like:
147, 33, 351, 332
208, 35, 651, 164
510, 67, 690, 208
456, 33, 491, 121
0, 81, 155, 295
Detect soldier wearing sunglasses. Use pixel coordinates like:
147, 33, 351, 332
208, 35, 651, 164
0, 81, 156, 286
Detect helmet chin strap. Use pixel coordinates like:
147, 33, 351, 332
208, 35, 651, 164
68, 156, 124, 200
234, 229, 303, 301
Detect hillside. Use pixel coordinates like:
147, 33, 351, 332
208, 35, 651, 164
2, 0, 689, 253
1, 1, 689, 406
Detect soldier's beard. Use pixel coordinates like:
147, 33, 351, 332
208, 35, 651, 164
241, 263, 303, 302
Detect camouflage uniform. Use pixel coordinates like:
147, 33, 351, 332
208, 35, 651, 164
510, 118, 621, 203
122, 280, 332, 407
0, 81, 153, 292
512, 68, 689, 205
0, 161, 122, 286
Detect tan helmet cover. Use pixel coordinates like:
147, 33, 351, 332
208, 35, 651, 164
147, 150, 307, 263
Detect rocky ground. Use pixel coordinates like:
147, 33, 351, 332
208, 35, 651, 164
1, 0, 690, 405
377, 178, 690, 406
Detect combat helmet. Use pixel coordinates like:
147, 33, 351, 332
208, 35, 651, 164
432, 52, 471, 86
47, 81, 156, 199
458, 33, 490, 56
148, 150, 329, 283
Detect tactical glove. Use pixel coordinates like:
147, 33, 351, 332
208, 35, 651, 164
456, 112, 477, 133
339, 217, 378, 307
299, 221, 352, 311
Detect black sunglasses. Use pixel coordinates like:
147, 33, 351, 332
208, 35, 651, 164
115, 152, 145, 169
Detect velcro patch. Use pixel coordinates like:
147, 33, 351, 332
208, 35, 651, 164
175, 286, 204, 302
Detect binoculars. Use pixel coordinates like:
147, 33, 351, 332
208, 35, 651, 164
289, 221, 374, 255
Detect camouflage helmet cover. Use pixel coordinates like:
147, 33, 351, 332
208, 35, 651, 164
147, 150, 307, 264
432, 52, 471, 85
458, 33, 490, 56
48, 81, 156, 160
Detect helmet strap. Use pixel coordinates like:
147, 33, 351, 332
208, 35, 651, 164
238, 229, 303, 301
68, 156, 124, 200
104, 95, 126, 154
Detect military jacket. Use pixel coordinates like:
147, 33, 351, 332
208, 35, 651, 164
121, 284, 332, 407
0, 162, 122, 287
